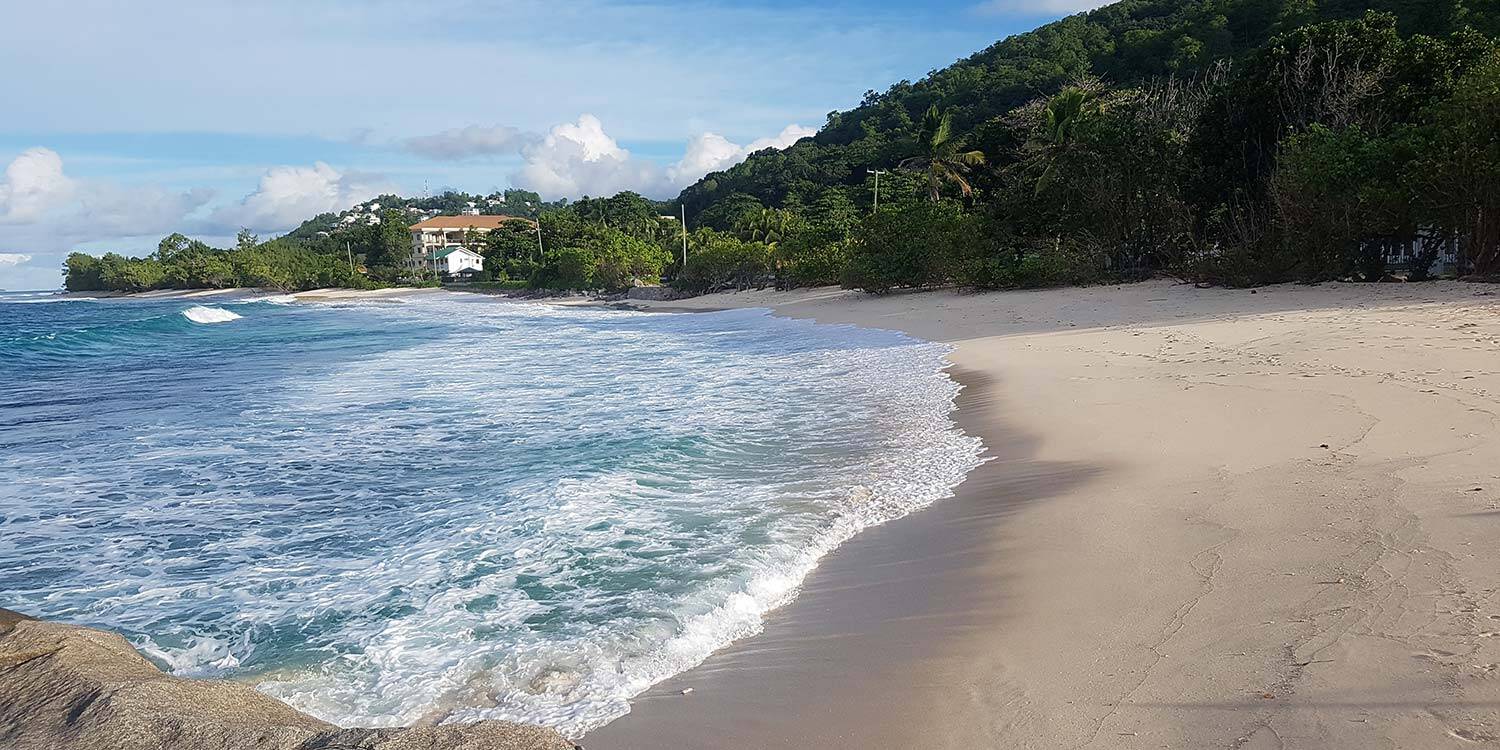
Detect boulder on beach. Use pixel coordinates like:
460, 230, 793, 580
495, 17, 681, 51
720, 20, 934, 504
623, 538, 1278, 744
0, 608, 574, 750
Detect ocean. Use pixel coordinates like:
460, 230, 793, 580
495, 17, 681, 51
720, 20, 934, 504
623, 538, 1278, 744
0, 290, 982, 737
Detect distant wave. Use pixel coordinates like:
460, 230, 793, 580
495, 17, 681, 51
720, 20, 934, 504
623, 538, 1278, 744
182, 306, 242, 324
1, 295, 98, 303
236, 294, 297, 305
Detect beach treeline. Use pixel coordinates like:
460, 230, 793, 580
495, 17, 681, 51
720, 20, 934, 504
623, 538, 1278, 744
64, 0, 1500, 294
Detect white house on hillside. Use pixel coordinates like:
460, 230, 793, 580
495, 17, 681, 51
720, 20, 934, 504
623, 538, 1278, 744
428, 246, 485, 277
408, 215, 536, 276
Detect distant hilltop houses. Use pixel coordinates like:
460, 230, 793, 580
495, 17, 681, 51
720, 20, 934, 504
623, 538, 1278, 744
296, 189, 558, 247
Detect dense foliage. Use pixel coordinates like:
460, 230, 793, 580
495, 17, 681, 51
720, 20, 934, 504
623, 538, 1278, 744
63, 0, 1500, 295
667, 0, 1500, 290
63, 232, 379, 293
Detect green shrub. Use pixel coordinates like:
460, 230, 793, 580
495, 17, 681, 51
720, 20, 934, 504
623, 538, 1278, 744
775, 235, 851, 287
531, 247, 597, 289
842, 201, 979, 293
673, 230, 774, 293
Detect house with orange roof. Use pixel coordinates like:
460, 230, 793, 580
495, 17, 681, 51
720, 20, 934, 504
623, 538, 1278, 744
408, 215, 536, 276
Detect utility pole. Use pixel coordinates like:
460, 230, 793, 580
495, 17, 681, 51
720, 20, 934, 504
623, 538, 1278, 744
868, 169, 888, 214
680, 205, 689, 267
345, 241, 354, 275
534, 221, 544, 262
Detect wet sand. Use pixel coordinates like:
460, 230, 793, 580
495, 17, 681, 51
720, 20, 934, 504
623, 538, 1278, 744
587, 280, 1500, 749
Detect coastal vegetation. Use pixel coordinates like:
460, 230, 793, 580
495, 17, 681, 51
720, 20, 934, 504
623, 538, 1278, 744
63, 0, 1500, 294
63, 231, 382, 293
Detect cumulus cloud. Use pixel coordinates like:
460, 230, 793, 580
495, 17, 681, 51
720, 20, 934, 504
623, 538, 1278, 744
0, 148, 74, 223
746, 124, 817, 152
511, 115, 666, 198
0, 148, 216, 290
209, 162, 392, 233
402, 124, 532, 161
510, 116, 815, 199
667, 124, 814, 185
0, 148, 212, 242
973, 0, 1115, 15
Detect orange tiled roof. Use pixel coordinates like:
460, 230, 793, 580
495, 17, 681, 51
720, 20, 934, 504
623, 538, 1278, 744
410, 215, 535, 230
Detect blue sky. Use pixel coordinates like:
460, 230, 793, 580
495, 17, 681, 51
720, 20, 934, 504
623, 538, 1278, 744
0, 0, 1105, 290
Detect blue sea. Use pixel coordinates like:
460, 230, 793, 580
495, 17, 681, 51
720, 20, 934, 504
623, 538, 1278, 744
0, 289, 982, 737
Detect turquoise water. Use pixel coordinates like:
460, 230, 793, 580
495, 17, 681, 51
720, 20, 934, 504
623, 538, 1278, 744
0, 290, 982, 736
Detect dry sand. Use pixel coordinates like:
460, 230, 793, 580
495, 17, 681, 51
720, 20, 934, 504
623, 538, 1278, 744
586, 280, 1500, 749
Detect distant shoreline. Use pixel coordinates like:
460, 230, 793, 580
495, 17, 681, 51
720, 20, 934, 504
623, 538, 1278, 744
46, 286, 446, 302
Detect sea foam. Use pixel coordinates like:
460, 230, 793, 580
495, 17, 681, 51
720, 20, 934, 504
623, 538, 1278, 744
182, 305, 242, 324
0, 295, 983, 738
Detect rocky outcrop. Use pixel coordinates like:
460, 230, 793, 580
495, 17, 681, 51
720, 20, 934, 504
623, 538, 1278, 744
624, 285, 690, 301
0, 609, 575, 750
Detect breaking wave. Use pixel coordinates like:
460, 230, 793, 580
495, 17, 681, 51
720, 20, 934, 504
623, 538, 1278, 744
0, 294, 982, 738
182, 305, 242, 324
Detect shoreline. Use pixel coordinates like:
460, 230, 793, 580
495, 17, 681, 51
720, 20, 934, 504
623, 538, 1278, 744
41, 286, 444, 301
12, 280, 1499, 746
582, 362, 1097, 748
587, 279, 1500, 748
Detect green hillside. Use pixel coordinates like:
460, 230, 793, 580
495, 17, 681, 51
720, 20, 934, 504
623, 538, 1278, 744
679, 0, 1493, 219
668, 0, 1500, 289
65, 0, 1500, 293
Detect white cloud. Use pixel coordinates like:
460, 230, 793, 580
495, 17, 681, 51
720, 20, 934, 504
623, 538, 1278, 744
0, 148, 217, 290
511, 116, 814, 199
0, 148, 212, 243
746, 124, 817, 152
402, 125, 532, 161
511, 115, 665, 198
973, 0, 1115, 16
209, 162, 392, 233
668, 124, 815, 185
669, 133, 746, 186
0, 148, 74, 223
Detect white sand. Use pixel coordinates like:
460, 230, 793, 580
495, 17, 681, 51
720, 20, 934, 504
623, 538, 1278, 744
290, 287, 442, 301
596, 279, 1500, 748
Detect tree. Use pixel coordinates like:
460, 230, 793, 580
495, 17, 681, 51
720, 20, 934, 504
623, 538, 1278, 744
1027, 85, 1099, 197
900, 105, 987, 201
734, 208, 798, 247
63, 253, 104, 291
1407, 51, 1500, 276
483, 222, 540, 267
674, 230, 774, 293
156, 233, 192, 262
1271, 124, 1406, 280
843, 201, 981, 292
350, 209, 414, 276
235, 229, 259, 252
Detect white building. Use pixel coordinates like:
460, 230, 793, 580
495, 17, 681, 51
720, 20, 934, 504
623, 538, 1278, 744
408, 215, 535, 276
428, 246, 485, 276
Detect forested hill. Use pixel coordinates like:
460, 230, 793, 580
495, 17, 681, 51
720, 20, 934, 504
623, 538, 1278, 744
676, 0, 1496, 224
65, 0, 1500, 294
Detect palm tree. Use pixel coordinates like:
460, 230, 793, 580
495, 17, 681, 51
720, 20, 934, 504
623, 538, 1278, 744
735, 208, 792, 247
1032, 86, 1096, 196
900, 105, 987, 202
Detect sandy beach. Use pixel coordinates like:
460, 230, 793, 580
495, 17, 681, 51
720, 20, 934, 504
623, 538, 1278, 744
586, 279, 1500, 748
